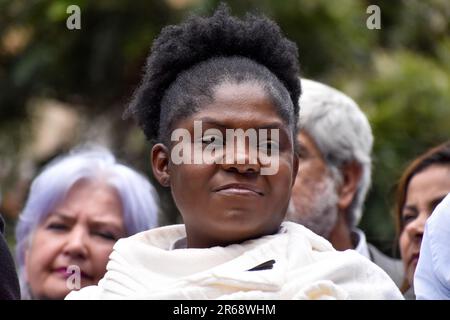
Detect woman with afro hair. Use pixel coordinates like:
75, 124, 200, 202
67, 4, 402, 300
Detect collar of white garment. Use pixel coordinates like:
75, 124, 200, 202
170, 236, 187, 250
109, 222, 333, 280
105, 222, 334, 293
352, 228, 370, 259
169, 225, 290, 250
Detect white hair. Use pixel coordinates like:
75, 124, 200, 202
287, 174, 339, 238
15, 144, 159, 298
298, 79, 373, 227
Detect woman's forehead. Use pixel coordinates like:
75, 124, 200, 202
212, 81, 267, 101
192, 83, 286, 126
190, 112, 285, 129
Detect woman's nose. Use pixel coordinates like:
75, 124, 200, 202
407, 212, 427, 241
63, 227, 88, 260
221, 146, 261, 174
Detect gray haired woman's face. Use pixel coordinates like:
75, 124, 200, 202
24, 180, 125, 299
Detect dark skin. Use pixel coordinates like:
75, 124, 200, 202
152, 81, 299, 248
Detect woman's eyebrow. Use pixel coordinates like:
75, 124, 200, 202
197, 117, 227, 129
89, 220, 123, 231
297, 142, 308, 153
256, 123, 285, 130
403, 205, 418, 214
50, 212, 76, 222
198, 117, 285, 130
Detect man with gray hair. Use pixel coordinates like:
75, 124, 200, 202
286, 79, 403, 287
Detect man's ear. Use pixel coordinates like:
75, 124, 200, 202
151, 143, 171, 187
337, 161, 362, 211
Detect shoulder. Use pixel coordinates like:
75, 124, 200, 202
367, 243, 399, 265
367, 243, 404, 287
282, 222, 403, 299
323, 249, 404, 299
281, 221, 334, 252
66, 225, 187, 300
115, 224, 186, 250
283, 243, 403, 299
282, 222, 394, 275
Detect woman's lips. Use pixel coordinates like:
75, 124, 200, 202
213, 183, 264, 196
217, 188, 260, 196
54, 267, 92, 280
409, 253, 420, 266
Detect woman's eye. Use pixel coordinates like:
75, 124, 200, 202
201, 136, 222, 145
401, 213, 416, 227
93, 231, 117, 241
47, 223, 68, 231
259, 141, 278, 154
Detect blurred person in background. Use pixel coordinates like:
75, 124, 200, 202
15, 145, 159, 299
414, 193, 450, 299
286, 79, 403, 288
394, 141, 450, 299
1, 199, 21, 299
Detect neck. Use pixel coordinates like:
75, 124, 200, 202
328, 211, 353, 251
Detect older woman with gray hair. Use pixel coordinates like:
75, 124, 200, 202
15, 146, 159, 299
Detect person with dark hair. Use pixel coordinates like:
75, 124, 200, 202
394, 141, 450, 299
67, 4, 402, 300
0, 213, 21, 300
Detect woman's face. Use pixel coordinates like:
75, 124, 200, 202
25, 180, 125, 299
155, 81, 298, 248
399, 164, 450, 287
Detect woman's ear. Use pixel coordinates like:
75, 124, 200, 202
291, 151, 300, 187
151, 143, 171, 187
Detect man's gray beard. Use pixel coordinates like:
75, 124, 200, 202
287, 175, 339, 239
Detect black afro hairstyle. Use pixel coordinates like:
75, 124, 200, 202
125, 3, 301, 144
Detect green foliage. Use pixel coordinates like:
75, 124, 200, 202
0, 0, 173, 121
349, 50, 450, 254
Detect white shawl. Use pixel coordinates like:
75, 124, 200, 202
66, 222, 403, 300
